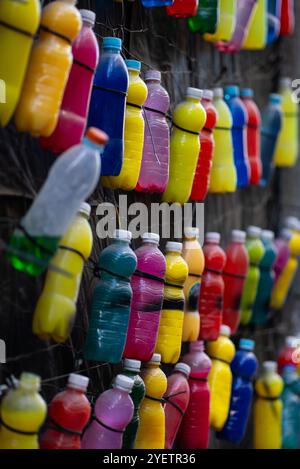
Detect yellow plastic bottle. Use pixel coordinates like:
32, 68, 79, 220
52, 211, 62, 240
207, 325, 236, 431
32, 203, 93, 343
242, 0, 267, 50
14, 0, 82, 137
274, 78, 299, 167
253, 361, 283, 449
209, 88, 237, 193
155, 242, 188, 364
0, 373, 47, 449
182, 227, 205, 342
204, 0, 236, 43
0, 0, 40, 127
102, 60, 148, 190
271, 217, 300, 310
162, 87, 206, 205
134, 353, 167, 449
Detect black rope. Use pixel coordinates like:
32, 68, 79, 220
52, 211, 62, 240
164, 281, 184, 289
222, 271, 247, 280
40, 25, 72, 45
133, 269, 165, 284
93, 85, 128, 97
45, 417, 82, 436
93, 264, 131, 283
0, 19, 34, 38
162, 298, 185, 310
204, 267, 222, 275
0, 418, 37, 436
73, 59, 96, 75
209, 356, 230, 365
164, 391, 187, 416
92, 415, 124, 433
127, 102, 142, 110
143, 106, 171, 121
189, 377, 208, 382
189, 272, 203, 279
59, 245, 86, 262
16, 224, 56, 257
145, 394, 164, 403
214, 125, 230, 131
172, 122, 200, 136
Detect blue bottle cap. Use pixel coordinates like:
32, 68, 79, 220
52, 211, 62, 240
239, 338, 255, 351
102, 37, 122, 51
125, 59, 141, 72
224, 85, 240, 98
241, 88, 254, 98
269, 93, 282, 105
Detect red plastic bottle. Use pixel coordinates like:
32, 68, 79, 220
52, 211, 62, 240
240, 89, 262, 185
191, 89, 218, 202
199, 232, 226, 341
222, 230, 249, 335
40, 374, 91, 449
166, 0, 199, 18
277, 336, 299, 373
280, 0, 295, 36
177, 341, 211, 449
164, 363, 191, 449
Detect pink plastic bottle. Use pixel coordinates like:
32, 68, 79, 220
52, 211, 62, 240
40, 10, 99, 154
274, 229, 291, 283
123, 233, 166, 361
136, 71, 170, 193
81, 375, 134, 449
177, 341, 212, 449
222, 230, 249, 335
164, 363, 191, 449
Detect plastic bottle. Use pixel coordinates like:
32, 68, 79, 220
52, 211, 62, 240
199, 232, 226, 341
164, 363, 191, 449
178, 341, 211, 449
260, 94, 283, 186
274, 78, 299, 168
162, 87, 206, 204
0, 373, 47, 449
277, 336, 299, 373
222, 230, 249, 335
204, 0, 236, 42
134, 354, 167, 449
136, 70, 170, 193
166, 0, 199, 18
40, 374, 91, 449
191, 89, 218, 202
14, 0, 82, 137
142, 0, 174, 6
253, 361, 283, 449
182, 227, 205, 342
40, 10, 99, 154
88, 37, 129, 176
155, 242, 188, 364
82, 375, 134, 449
84, 230, 137, 363
122, 359, 146, 449
32, 203, 93, 343
224, 85, 249, 188
103, 60, 148, 190
240, 88, 262, 185
242, 0, 267, 50
267, 0, 282, 44
251, 230, 277, 326
209, 88, 237, 193
279, 0, 295, 35
188, 0, 219, 34
8, 128, 105, 276
217, 339, 258, 444
281, 365, 300, 449
0, 0, 41, 127
273, 229, 291, 284
123, 233, 166, 362
207, 325, 236, 431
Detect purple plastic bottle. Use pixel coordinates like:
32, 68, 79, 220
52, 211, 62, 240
123, 233, 166, 362
274, 228, 291, 283
81, 375, 134, 449
136, 71, 170, 193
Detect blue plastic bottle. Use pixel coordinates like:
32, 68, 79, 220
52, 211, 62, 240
141, 0, 174, 6
88, 37, 129, 176
267, 0, 282, 44
282, 365, 300, 449
217, 339, 258, 444
224, 86, 249, 188
260, 94, 283, 186
251, 230, 277, 326
84, 230, 137, 363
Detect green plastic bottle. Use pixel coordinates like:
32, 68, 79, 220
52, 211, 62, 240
188, 0, 219, 34
122, 359, 146, 449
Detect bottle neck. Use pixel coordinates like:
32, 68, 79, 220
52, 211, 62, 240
103, 47, 121, 55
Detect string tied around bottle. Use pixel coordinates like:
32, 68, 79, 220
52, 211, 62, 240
39, 25, 72, 45
91, 415, 124, 434
89, 258, 131, 283
145, 390, 187, 416
44, 416, 82, 436
16, 223, 56, 258
0, 20, 35, 38
73, 59, 96, 75
133, 269, 165, 284
0, 418, 37, 436
172, 121, 200, 136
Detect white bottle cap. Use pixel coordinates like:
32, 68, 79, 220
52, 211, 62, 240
79, 9, 96, 26
113, 374, 134, 392
247, 226, 262, 238
113, 229, 132, 241
262, 361, 277, 374
261, 230, 274, 241
78, 202, 91, 218
184, 227, 199, 239
123, 359, 141, 373
166, 241, 182, 253
231, 230, 246, 243
205, 232, 220, 243
68, 373, 89, 392
145, 70, 161, 82
141, 232, 160, 244
174, 362, 191, 377
203, 89, 214, 100
147, 353, 161, 365
213, 88, 224, 98
286, 336, 297, 348
220, 325, 231, 337
285, 216, 299, 231
186, 87, 203, 100
279, 228, 292, 241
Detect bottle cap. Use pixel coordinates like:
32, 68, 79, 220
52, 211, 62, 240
113, 229, 132, 241
279, 228, 292, 241
284, 216, 299, 231
262, 361, 277, 374
125, 59, 141, 72
220, 325, 231, 337
240, 88, 254, 98
247, 226, 262, 238
224, 85, 240, 98
113, 374, 134, 392
239, 338, 255, 351
186, 87, 203, 100
286, 336, 297, 348
174, 362, 191, 377
166, 241, 182, 253
86, 127, 109, 146
78, 202, 91, 218
79, 9, 96, 26
68, 373, 89, 391
184, 227, 199, 239
147, 353, 161, 365
144, 70, 161, 82
231, 229, 246, 243
205, 232, 220, 244
102, 37, 122, 51
261, 230, 274, 241
203, 89, 213, 100
213, 88, 224, 98
279, 77, 292, 89
189, 340, 204, 352
19, 372, 41, 392
123, 359, 141, 373
269, 93, 282, 105
141, 232, 160, 244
